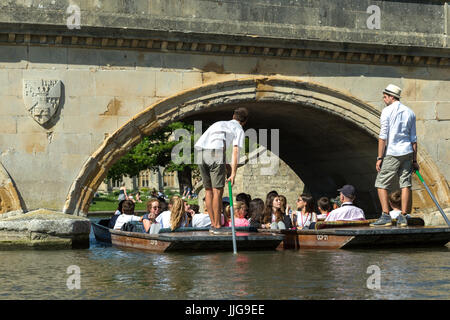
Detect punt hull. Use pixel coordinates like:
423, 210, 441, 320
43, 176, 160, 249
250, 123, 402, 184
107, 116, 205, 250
278, 226, 450, 249
110, 230, 284, 253
91, 219, 112, 244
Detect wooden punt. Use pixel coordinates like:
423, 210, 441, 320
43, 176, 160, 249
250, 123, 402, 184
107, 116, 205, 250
91, 219, 112, 244
271, 218, 450, 249
109, 227, 284, 253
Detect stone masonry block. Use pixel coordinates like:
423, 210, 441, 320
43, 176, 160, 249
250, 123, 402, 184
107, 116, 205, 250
28, 46, 68, 70
0, 45, 28, 69
182, 72, 203, 91
95, 70, 156, 97
155, 71, 183, 97
416, 80, 450, 101
0, 116, 17, 134
436, 102, 450, 120
0, 96, 28, 117
405, 101, 436, 120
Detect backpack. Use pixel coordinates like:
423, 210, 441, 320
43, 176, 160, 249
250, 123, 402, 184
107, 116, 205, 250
120, 222, 137, 232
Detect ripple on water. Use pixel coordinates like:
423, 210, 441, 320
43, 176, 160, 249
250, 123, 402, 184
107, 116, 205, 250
0, 236, 448, 299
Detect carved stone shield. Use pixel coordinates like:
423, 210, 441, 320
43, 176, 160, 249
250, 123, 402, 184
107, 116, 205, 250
23, 79, 62, 126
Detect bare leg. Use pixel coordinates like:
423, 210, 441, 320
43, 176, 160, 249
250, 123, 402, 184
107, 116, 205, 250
205, 188, 215, 226
212, 187, 224, 228
401, 187, 412, 214
377, 188, 390, 214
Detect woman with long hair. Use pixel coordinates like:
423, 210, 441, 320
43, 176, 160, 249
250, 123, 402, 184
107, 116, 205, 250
170, 196, 188, 231
156, 196, 189, 231
225, 201, 250, 227
296, 194, 317, 229
262, 193, 288, 229
248, 198, 265, 228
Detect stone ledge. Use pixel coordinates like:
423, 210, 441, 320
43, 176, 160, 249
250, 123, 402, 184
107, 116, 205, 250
0, 209, 90, 249
414, 207, 450, 227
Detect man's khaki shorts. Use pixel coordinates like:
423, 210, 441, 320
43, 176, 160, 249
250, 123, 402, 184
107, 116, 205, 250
375, 153, 413, 190
197, 149, 226, 189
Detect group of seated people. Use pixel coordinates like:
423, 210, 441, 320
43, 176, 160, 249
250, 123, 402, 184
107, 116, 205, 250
109, 184, 404, 233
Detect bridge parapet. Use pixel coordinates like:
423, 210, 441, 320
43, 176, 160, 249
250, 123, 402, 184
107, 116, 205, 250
0, 0, 448, 68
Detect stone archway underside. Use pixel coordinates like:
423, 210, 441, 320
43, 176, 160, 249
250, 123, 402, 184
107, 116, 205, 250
63, 76, 450, 216
0, 162, 22, 215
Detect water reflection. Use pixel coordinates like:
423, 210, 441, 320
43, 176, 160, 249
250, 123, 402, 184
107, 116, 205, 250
0, 228, 448, 299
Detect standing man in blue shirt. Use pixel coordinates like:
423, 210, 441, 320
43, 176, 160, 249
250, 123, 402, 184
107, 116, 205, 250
371, 84, 419, 227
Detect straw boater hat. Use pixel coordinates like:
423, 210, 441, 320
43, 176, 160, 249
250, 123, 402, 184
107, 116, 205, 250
383, 84, 402, 99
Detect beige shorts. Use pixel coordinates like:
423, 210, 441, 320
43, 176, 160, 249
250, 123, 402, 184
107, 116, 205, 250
197, 149, 226, 189
375, 153, 413, 190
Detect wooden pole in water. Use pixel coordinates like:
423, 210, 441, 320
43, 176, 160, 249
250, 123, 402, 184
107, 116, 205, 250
415, 170, 450, 227
228, 180, 238, 254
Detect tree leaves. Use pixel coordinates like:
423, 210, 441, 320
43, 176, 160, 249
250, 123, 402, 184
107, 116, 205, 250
106, 121, 196, 182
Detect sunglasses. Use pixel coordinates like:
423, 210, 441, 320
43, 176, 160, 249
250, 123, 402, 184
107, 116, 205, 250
152, 206, 161, 209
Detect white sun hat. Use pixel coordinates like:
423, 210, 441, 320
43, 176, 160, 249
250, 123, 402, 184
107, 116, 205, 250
383, 84, 402, 99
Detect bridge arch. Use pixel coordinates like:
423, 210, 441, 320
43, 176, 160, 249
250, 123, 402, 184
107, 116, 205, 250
63, 76, 450, 216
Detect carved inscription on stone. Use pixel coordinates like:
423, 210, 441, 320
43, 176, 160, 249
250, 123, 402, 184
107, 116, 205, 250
23, 79, 62, 126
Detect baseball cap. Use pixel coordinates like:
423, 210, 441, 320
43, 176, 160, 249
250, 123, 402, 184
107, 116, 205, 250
337, 184, 356, 198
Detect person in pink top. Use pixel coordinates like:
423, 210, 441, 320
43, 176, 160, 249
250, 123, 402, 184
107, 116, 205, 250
225, 201, 250, 227
325, 185, 366, 222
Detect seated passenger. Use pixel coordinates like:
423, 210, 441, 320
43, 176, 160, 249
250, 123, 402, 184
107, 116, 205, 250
225, 201, 250, 227
248, 198, 265, 228
236, 193, 251, 218
296, 194, 317, 229
113, 200, 143, 230
262, 193, 291, 229
184, 200, 195, 227
316, 197, 332, 221
330, 196, 342, 210
192, 204, 212, 228
156, 196, 189, 230
388, 190, 402, 220
325, 185, 365, 222
108, 200, 125, 228
142, 198, 161, 233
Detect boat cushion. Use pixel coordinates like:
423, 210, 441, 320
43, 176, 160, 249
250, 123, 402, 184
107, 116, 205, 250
314, 219, 377, 230
159, 226, 259, 233
314, 217, 424, 229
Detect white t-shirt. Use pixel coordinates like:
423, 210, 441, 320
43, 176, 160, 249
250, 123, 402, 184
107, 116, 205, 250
379, 101, 417, 156
194, 119, 245, 151
156, 210, 188, 229
192, 213, 211, 227
325, 202, 365, 222
296, 212, 317, 228
389, 209, 402, 220
113, 214, 141, 230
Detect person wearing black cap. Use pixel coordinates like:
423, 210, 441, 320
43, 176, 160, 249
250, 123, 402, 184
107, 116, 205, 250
325, 185, 365, 222
372, 84, 419, 227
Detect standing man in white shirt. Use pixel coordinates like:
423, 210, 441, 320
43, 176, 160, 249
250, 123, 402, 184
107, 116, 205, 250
371, 84, 419, 227
194, 107, 248, 234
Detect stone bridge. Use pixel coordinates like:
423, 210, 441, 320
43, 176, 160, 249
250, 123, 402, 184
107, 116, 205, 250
0, 0, 449, 220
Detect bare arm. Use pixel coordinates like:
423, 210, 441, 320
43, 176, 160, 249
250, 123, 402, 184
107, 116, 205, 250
376, 138, 386, 172
226, 145, 239, 186
412, 142, 419, 170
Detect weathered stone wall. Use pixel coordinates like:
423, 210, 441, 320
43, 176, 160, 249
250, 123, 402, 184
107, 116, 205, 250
197, 150, 305, 213
0, 0, 448, 217
0, 44, 449, 213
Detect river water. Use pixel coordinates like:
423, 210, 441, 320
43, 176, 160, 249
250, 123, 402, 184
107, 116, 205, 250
0, 218, 448, 300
